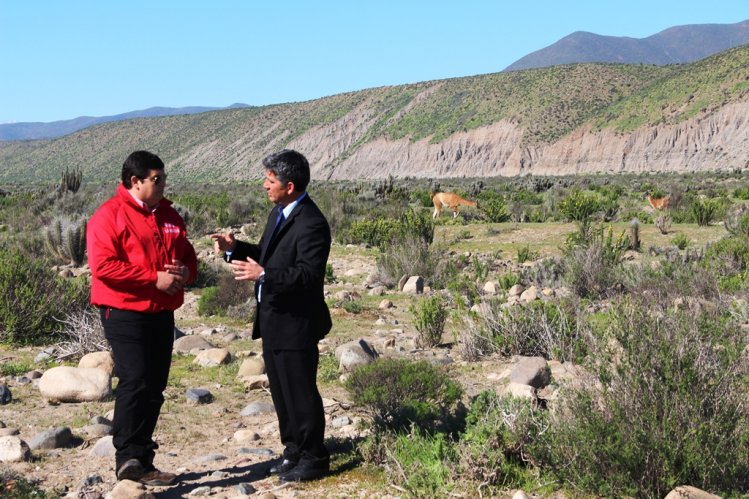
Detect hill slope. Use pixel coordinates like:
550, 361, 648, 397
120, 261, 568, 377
1, 45, 748, 183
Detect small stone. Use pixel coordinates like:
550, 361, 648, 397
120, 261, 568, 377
0, 385, 12, 405
236, 483, 257, 495
186, 388, 213, 404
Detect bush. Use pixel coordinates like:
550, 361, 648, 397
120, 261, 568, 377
0, 248, 89, 345
0, 468, 53, 498
197, 270, 254, 317
477, 191, 510, 223
690, 198, 716, 226
559, 190, 600, 224
516, 245, 539, 263
456, 391, 547, 488
345, 358, 463, 432
462, 298, 587, 362
563, 225, 627, 299
538, 299, 749, 497
671, 232, 690, 250
410, 295, 448, 348
376, 233, 451, 289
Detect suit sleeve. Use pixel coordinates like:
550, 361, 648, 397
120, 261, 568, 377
228, 240, 261, 263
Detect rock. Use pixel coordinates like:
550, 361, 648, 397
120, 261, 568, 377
510, 356, 551, 389
378, 299, 393, 309
28, 426, 74, 450
194, 348, 231, 367
186, 388, 213, 404
483, 281, 498, 295
78, 352, 115, 376
240, 402, 275, 417
335, 339, 378, 373
106, 479, 154, 499
520, 286, 540, 303
368, 286, 387, 296
237, 447, 274, 457
664, 485, 722, 499
512, 490, 530, 499
237, 358, 265, 377
192, 454, 227, 464
188, 486, 212, 496
89, 436, 115, 457
35, 348, 56, 363
402, 276, 424, 294
503, 382, 536, 400
0, 436, 30, 462
236, 483, 257, 495
90, 416, 112, 425
0, 385, 11, 405
81, 424, 112, 438
233, 430, 260, 442
508, 284, 524, 297
173, 335, 214, 354
39, 366, 111, 403
331, 416, 352, 428
0, 428, 19, 436
242, 375, 269, 390
397, 274, 409, 291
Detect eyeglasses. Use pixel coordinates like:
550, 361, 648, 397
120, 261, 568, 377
140, 174, 167, 185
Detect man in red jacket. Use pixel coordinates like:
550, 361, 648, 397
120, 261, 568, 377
87, 150, 197, 486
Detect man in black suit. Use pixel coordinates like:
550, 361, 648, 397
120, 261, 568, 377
211, 149, 331, 482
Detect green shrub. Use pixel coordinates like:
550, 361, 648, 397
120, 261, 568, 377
376, 234, 451, 289
671, 232, 690, 250
457, 391, 547, 488
345, 358, 463, 432
197, 270, 253, 317
477, 191, 510, 223
690, 198, 716, 226
464, 298, 586, 362
325, 263, 335, 283
563, 225, 627, 298
517, 245, 539, 263
559, 190, 600, 224
0, 248, 89, 345
0, 468, 53, 498
384, 430, 456, 497
733, 185, 749, 200
342, 300, 363, 314
538, 299, 749, 497
497, 272, 520, 291
410, 295, 448, 348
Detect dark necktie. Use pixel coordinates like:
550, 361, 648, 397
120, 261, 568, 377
262, 208, 285, 255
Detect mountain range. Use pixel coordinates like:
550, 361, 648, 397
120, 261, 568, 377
1, 21, 748, 182
0, 104, 250, 141
504, 19, 749, 71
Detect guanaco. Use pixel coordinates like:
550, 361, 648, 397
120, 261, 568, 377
432, 192, 478, 218
646, 191, 671, 210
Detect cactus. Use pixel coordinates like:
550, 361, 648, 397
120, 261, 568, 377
45, 216, 87, 266
57, 167, 82, 195
629, 218, 641, 251
655, 214, 672, 235
724, 203, 749, 237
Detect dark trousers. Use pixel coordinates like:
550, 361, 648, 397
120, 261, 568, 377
100, 307, 174, 471
263, 342, 329, 468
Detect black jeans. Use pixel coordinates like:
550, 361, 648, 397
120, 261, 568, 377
100, 307, 174, 471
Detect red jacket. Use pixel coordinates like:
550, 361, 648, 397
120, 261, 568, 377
87, 183, 197, 313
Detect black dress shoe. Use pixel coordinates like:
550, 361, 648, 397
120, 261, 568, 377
279, 462, 328, 483
267, 459, 297, 475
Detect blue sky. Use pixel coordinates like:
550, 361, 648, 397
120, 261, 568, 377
1, 1, 747, 123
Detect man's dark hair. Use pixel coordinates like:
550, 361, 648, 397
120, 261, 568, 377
262, 149, 310, 192
122, 150, 165, 188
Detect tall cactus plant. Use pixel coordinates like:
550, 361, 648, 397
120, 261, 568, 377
57, 167, 82, 195
45, 216, 87, 266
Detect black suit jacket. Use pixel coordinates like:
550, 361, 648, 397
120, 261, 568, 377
229, 195, 332, 350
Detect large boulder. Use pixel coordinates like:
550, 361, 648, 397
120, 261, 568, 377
38, 366, 111, 403
78, 351, 115, 376
335, 339, 378, 373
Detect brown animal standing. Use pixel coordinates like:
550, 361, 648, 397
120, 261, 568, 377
432, 192, 478, 218
646, 192, 671, 210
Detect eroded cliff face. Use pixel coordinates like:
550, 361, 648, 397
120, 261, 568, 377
289, 101, 749, 179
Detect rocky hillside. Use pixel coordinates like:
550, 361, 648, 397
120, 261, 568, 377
1, 45, 748, 183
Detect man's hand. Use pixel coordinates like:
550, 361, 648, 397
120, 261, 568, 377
156, 271, 183, 296
230, 257, 264, 281
165, 259, 190, 282
210, 232, 237, 254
